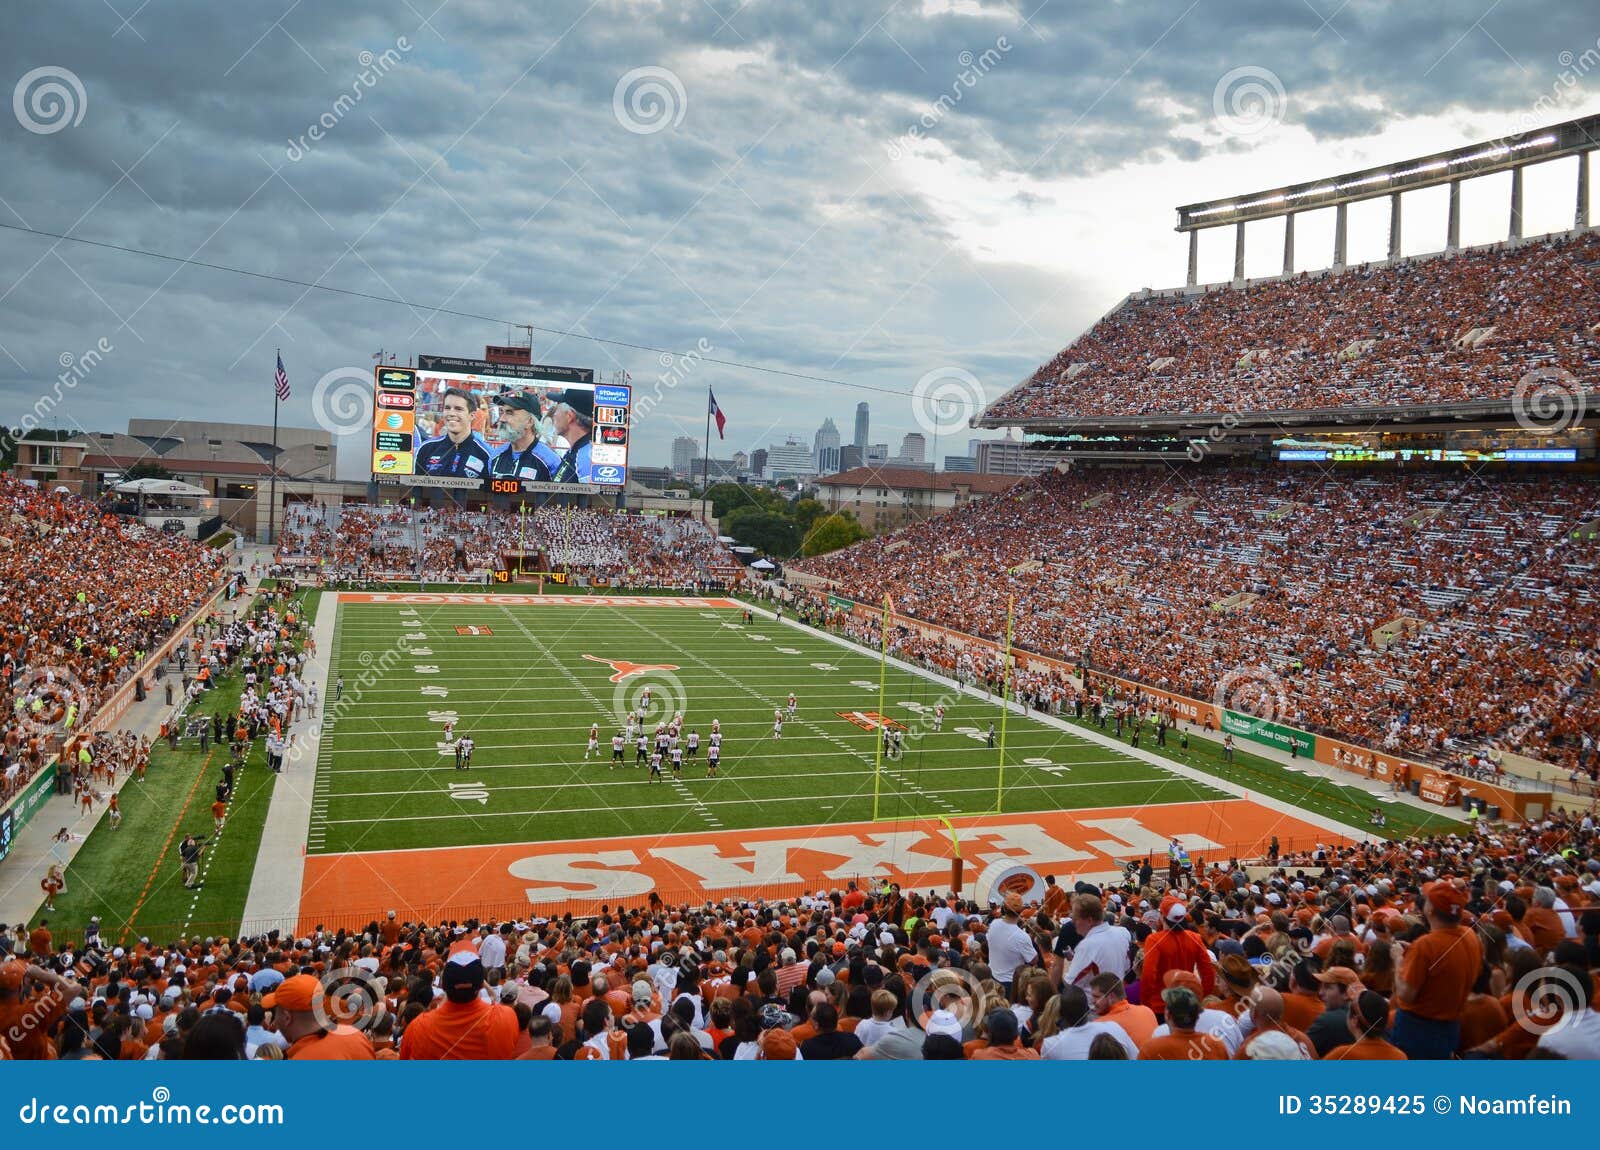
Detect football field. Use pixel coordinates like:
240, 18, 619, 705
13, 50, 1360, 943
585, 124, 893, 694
314, 594, 1225, 853
291, 592, 1408, 924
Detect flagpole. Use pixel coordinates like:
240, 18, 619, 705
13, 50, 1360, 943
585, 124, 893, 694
268, 349, 281, 546
700, 386, 713, 524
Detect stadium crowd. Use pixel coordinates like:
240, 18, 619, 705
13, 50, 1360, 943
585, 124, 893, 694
987, 231, 1600, 420
3, 809, 1596, 1060
794, 468, 1600, 776
276, 504, 738, 588
0, 474, 229, 805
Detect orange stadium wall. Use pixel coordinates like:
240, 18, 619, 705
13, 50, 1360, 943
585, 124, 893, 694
832, 597, 1552, 823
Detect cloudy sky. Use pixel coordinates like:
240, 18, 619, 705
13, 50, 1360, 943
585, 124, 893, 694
2, 0, 1598, 476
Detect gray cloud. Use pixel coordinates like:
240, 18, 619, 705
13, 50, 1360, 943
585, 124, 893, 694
0, 0, 1592, 472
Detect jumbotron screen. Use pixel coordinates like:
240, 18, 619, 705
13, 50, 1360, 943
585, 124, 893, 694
370, 355, 628, 492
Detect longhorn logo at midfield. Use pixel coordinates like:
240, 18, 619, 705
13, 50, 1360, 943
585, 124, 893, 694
582, 654, 681, 683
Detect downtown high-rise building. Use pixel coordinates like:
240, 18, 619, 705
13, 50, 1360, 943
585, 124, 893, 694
813, 417, 841, 475
671, 436, 698, 477
854, 402, 870, 449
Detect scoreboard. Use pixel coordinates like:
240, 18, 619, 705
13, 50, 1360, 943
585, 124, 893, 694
370, 356, 630, 492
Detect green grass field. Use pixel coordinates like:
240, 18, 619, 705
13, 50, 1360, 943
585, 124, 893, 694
32, 590, 322, 943
31, 592, 1464, 942
316, 598, 1464, 856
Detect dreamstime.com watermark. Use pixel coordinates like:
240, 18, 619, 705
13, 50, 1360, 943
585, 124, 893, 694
632, 336, 714, 425
0, 337, 113, 457
288, 633, 414, 765
17, 1088, 283, 1126
613, 65, 687, 135
308, 365, 378, 437
911, 367, 987, 437
13, 66, 86, 134
286, 39, 413, 161
887, 38, 1011, 161
1212, 65, 1287, 138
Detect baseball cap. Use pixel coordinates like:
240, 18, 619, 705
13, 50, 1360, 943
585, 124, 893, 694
1163, 969, 1203, 993
442, 951, 485, 1001
551, 388, 595, 423
261, 974, 321, 1012
498, 392, 542, 415
0, 960, 26, 992
1422, 879, 1468, 915
761, 1028, 799, 1060
925, 1009, 963, 1039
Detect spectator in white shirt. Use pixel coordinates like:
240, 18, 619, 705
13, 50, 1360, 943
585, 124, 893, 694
1062, 894, 1132, 989
1535, 966, 1600, 1060
1040, 985, 1140, 1060
985, 895, 1040, 990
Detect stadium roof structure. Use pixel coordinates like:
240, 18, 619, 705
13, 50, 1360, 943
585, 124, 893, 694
975, 116, 1600, 441
1175, 114, 1600, 233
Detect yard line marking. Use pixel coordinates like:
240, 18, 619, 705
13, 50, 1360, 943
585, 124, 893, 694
318, 785, 1215, 825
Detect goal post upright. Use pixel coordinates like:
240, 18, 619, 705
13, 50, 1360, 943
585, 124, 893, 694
871, 592, 890, 821
996, 594, 1013, 816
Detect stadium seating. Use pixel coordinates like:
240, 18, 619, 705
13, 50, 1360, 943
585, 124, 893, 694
793, 468, 1600, 775
276, 504, 738, 588
0, 474, 228, 804
3, 810, 1594, 1060
986, 232, 1600, 420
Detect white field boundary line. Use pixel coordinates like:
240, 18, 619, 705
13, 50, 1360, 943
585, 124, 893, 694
238, 588, 340, 932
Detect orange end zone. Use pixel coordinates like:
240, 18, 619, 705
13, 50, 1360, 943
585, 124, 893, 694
336, 592, 743, 608
295, 799, 1350, 932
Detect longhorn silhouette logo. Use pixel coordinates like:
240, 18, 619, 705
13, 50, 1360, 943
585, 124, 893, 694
583, 654, 681, 683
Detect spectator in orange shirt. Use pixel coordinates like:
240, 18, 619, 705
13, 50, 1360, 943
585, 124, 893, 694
1393, 880, 1481, 1059
1139, 898, 1215, 1016
263, 975, 374, 1060
401, 952, 519, 1060
1523, 888, 1568, 954
1325, 991, 1407, 1060
1139, 988, 1228, 1060
969, 1008, 1039, 1060
1091, 972, 1157, 1050
1236, 987, 1315, 1060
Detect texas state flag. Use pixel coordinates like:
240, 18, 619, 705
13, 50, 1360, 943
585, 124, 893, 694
708, 389, 727, 439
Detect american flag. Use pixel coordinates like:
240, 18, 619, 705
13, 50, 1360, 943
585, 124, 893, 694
274, 353, 291, 402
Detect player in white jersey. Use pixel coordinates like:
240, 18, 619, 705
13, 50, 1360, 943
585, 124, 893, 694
670, 743, 683, 776
458, 735, 475, 769
933, 704, 944, 731
772, 709, 783, 739
586, 726, 600, 759
648, 750, 663, 782
706, 742, 720, 776
442, 719, 456, 745
708, 729, 722, 753
710, 718, 720, 735
640, 685, 652, 712
786, 693, 797, 717
611, 732, 626, 768
686, 729, 700, 759
636, 732, 650, 765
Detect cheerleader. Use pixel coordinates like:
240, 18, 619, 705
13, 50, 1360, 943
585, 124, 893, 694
41, 864, 65, 910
